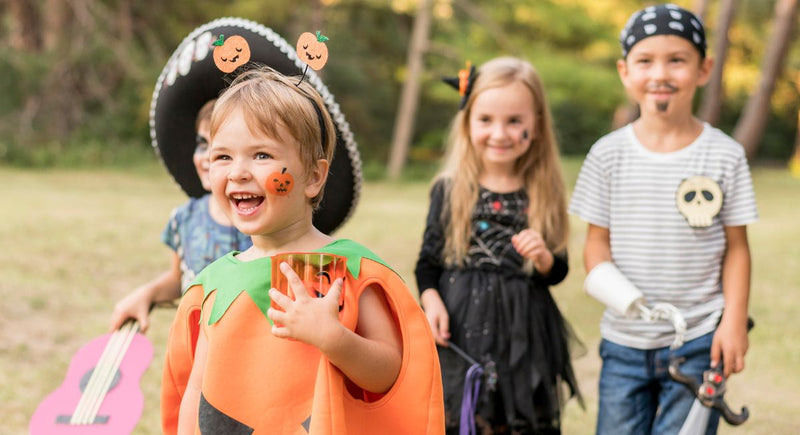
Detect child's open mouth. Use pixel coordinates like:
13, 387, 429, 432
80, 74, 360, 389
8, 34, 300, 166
230, 193, 265, 214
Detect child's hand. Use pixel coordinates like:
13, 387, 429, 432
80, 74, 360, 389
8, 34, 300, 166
110, 287, 153, 333
420, 289, 450, 345
511, 229, 554, 274
268, 261, 346, 350
711, 315, 749, 377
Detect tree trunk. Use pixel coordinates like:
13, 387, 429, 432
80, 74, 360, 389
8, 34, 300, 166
699, 0, 737, 125
733, 0, 798, 160
693, 0, 710, 21
42, 0, 69, 51
387, 0, 432, 179
118, 0, 133, 44
791, 72, 800, 178
7, 0, 42, 51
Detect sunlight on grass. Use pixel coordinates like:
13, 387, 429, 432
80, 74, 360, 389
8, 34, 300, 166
1, 159, 797, 434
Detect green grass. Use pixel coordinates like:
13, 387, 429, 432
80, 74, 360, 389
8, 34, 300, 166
1, 158, 798, 434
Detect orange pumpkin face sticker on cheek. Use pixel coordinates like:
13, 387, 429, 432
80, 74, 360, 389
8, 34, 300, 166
212, 35, 251, 73
266, 167, 294, 196
296, 31, 329, 71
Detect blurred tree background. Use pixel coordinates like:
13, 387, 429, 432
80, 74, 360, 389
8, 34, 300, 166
1, 0, 798, 175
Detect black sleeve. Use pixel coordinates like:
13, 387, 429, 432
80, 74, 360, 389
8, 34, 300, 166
537, 249, 568, 286
414, 179, 448, 293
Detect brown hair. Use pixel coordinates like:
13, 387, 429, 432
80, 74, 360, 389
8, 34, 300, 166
438, 57, 569, 266
195, 98, 216, 131
210, 67, 335, 208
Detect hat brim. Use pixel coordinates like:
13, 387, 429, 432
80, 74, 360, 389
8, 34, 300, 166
149, 18, 361, 234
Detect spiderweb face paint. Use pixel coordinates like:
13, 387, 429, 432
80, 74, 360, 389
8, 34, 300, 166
266, 167, 294, 196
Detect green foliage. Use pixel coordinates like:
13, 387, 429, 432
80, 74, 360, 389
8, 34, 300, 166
0, 0, 797, 168
535, 52, 624, 154
0, 137, 156, 168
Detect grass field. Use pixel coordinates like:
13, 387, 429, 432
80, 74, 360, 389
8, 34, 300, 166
1, 158, 798, 434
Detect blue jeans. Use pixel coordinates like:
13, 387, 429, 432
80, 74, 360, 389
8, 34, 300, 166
596, 332, 721, 435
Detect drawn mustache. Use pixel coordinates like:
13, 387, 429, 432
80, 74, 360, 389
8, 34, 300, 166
647, 83, 678, 92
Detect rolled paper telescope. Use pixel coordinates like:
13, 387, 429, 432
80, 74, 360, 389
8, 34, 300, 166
584, 261, 645, 318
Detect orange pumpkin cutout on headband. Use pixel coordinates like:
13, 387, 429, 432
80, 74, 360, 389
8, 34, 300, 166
266, 167, 294, 196
458, 61, 472, 96
296, 31, 329, 71
212, 35, 251, 73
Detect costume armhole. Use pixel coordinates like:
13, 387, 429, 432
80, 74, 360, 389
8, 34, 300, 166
345, 276, 403, 403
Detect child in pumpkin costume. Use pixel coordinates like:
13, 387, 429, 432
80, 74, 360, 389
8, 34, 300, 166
164, 67, 444, 434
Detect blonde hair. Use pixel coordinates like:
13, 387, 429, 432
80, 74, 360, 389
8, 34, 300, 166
438, 57, 569, 266
210, 67, 335, 208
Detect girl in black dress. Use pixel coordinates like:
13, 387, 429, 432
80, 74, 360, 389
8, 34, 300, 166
415, 57, 582, 434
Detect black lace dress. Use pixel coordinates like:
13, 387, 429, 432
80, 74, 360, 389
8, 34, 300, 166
415, 180, 582, 434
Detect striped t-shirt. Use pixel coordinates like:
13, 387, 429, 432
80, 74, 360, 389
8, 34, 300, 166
569, 123, 758, 349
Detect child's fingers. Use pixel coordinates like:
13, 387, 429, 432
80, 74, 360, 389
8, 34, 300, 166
513, 238, 545, 259
710, 336, 721, 368
109, 314, 124, 333
324, 278, 344, 302
723, 351, 734, 377
723, 348, 744, 377
437, 315, 450, 342
137, 314, 150, 333
429, 313, 450, 345
280, 262, 310, 299
269, 288, 293, 310
270, 323, 290, 339
733, 353, 745, 374
267, 306, 286, 325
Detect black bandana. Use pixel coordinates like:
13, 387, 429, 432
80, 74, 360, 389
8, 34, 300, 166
620, 3, 706, 58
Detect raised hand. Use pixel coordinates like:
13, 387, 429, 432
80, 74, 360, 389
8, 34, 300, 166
511, 228, 554, 275
268, 261, 345, 351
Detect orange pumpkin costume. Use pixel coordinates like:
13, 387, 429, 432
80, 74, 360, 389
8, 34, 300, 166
161, 239, 445, 434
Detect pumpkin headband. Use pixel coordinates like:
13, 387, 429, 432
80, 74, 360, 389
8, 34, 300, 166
442, 62, 476, 110
306, 94, 328, 155
150, 18, 361, 234
294, 30, 331, 153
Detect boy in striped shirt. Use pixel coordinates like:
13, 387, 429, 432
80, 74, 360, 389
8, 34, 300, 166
569, 4, 757, 434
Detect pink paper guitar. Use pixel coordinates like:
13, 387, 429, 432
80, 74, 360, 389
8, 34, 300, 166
29, 321, 153, 434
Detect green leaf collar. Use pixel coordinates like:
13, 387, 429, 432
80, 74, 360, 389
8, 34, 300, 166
191, 239, 391, 324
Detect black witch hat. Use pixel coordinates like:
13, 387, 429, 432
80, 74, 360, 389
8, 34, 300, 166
442, 62, 477, 110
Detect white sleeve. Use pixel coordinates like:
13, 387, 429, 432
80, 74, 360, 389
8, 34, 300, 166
569, 144, 611, 228
720, 151, 758, 226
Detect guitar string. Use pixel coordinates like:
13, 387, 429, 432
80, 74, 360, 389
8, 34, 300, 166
71, 321, 130, 424
70, 321, 129, 424
83, 321, 140, 423
76, 321, 138, 424
81, 321, 139, 424
71, 321, 138, 424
